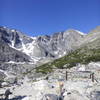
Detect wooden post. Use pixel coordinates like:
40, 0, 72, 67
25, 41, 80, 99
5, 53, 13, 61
91, 73, 94, 82
90, 73, 92, 79
66, 71, 68, 81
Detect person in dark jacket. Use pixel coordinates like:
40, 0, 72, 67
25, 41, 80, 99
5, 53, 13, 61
4, 89, 12, 100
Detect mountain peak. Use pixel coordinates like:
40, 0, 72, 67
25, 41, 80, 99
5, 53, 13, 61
66, 29, 85, 35
63, 29, 85, 36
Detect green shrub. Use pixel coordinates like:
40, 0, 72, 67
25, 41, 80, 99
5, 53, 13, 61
35, 48, 100, 74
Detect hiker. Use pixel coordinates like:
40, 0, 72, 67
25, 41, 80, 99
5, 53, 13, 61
58, 81, 64, 95
61, 89, 66, 97
58, 89, 66, 100
4, 89, 12, 100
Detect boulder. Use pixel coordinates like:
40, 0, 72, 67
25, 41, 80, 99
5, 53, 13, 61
41, 94, 58, 100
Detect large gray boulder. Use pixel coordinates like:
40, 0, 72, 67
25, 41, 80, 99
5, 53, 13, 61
41, 94, 59, 100
90, 91, 100, 100
63, 90, 89, 100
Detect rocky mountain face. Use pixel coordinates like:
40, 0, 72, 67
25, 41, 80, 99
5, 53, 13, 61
0, 27, 33, 62
1, 26, 100, 63
0, 40, 30, 62
76, 26, 100, 48
0, 26, 85, 63
37, 29, 84, 58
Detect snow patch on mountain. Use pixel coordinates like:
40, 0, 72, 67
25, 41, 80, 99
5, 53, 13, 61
75, 30, 85, 35
11, 29, 15, 32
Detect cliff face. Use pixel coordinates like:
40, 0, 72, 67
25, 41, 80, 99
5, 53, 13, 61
0, 41, 30, 62
0, 27, 85, 63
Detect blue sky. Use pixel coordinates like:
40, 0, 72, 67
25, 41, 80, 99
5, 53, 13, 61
0, 0, 100, 36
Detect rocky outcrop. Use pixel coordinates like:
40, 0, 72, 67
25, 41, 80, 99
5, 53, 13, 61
37, 29, 84, 58
0, 41, 30, 62
90, 91, 100, 100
